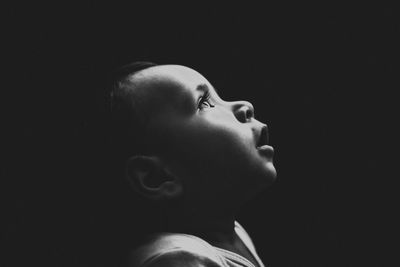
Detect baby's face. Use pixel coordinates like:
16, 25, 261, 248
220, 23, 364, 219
133, 65, 276, 205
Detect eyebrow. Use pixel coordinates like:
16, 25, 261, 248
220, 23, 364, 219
196, 83, 219, 94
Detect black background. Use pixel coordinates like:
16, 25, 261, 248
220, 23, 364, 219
3, 2, 398, 267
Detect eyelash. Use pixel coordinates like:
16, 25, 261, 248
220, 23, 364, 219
198, 91, 215, 109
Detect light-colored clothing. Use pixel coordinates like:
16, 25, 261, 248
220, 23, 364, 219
129, 221, 266, 267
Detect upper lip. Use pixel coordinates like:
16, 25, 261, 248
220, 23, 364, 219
256, 125, 269, 148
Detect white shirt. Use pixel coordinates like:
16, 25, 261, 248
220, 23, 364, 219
128, 221, 266, 267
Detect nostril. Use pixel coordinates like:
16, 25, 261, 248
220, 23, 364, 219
241, 105, 254, 122
233, 101, 255, 123
246, 107, 253, 119
236, 106, 249, 123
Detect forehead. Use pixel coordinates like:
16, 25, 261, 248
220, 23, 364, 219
133, 65, 211, 91
129, 65, 214, 115
134, 65, 214, 103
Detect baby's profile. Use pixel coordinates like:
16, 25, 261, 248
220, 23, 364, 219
109, 62, 277, 267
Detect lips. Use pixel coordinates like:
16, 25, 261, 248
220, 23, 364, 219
256, 125, 269, 148
256, 125, 274, 158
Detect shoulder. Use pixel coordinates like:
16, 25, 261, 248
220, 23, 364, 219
137, 249, 224, 267
127, 233, 227, 267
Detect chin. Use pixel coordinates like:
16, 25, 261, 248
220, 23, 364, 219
259, 164, 277, 188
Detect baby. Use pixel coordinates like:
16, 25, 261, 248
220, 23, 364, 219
109, 62, 277, 267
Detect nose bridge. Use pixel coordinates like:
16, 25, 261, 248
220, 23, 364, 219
230, 100, 255, 123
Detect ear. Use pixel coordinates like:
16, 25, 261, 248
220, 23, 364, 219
125, 155, 183, 201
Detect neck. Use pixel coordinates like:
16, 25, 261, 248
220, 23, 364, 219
164, 204, 238, 245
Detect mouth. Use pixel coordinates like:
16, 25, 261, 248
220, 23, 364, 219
256, 125, 269, 148
256, 125, 274, 157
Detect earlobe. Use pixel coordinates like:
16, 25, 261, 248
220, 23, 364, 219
161, 181, 183, 199
125, 155, 182, 200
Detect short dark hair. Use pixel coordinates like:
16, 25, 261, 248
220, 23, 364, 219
99, 62, 168, 256
107, 61, 158, 172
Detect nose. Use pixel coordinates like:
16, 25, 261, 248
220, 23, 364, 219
232, 100, 255, 123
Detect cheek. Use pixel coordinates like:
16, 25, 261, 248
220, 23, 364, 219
192, 118, 275, 186
153, 113, 256, 176
156, 116, 276, 197
181, 120, 254, 174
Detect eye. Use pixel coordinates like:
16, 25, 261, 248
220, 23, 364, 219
198, 91, 215, 109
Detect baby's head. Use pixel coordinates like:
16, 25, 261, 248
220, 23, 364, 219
109, 62, 276, 213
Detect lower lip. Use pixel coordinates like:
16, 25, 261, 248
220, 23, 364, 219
257, 145, 274, 157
